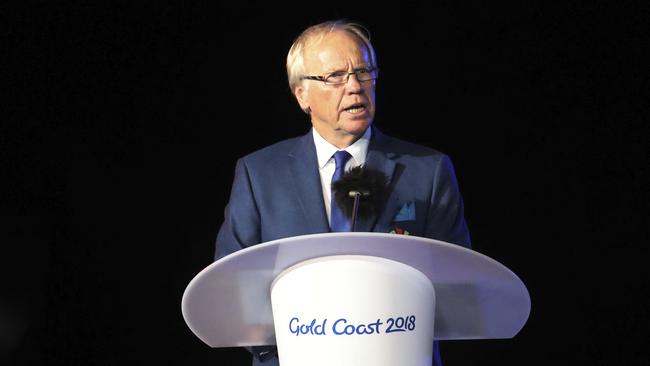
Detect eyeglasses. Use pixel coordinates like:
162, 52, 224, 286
301, 67, 379, 86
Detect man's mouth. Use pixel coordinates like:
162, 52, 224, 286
343, 103, 366, 114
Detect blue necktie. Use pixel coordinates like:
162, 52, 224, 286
330, 150, 352, 232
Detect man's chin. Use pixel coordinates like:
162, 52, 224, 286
340, 119, 371, 136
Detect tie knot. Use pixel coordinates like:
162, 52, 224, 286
333, 150, 352, 170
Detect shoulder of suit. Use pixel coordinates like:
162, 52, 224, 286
240, 135, 305, 166
375, 132, 448, 161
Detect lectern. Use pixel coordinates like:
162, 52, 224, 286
182, 233, 530, 366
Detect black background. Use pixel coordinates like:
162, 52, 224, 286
4, 1, 648, 365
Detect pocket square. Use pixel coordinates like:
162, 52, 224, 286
393, 201, 416, 222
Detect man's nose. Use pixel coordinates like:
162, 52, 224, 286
344, 73, 363, 93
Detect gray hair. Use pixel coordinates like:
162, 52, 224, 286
286, 20, 377, 94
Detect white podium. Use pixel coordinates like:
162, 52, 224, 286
182, 233, 530, 366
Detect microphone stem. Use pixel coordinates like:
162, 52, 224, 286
350, 191, 362, 232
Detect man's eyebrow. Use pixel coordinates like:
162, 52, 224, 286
324, 65, 372, 74
323, 67, 347, 75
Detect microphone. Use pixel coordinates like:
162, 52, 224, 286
332, 166, 388, 231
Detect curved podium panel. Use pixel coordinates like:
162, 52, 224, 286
181, 232, 530, 349
271, 255, 435, 366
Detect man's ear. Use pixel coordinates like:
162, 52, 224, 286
294, 85, 310, 113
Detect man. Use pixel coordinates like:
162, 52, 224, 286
215, 19, 471, 366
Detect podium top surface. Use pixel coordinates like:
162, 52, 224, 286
182, 232, 530, 347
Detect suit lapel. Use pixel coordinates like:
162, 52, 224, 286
288, 132, 330, 233
355, 127, 398, 232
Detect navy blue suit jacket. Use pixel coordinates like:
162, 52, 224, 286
215, 126, 471, 365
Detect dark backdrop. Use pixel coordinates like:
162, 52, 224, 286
4, 1, 648, 365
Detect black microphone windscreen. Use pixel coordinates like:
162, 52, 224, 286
332, 166, 388, 220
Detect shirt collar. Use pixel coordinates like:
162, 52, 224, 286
312, 127, 371, 169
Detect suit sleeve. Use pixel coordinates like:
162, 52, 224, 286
425, 154, 471, 248
214, 158, 262, 260
213, 159, 279, 363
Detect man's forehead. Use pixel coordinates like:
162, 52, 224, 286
304, 32, 370, 70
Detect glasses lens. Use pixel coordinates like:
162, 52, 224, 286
323, 68, 378, 85
324, 71, 347, 85
357, 68, 378, 82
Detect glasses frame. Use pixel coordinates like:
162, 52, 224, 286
301, 67, 379, 86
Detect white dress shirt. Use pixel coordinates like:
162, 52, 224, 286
312, 127, 371, 225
